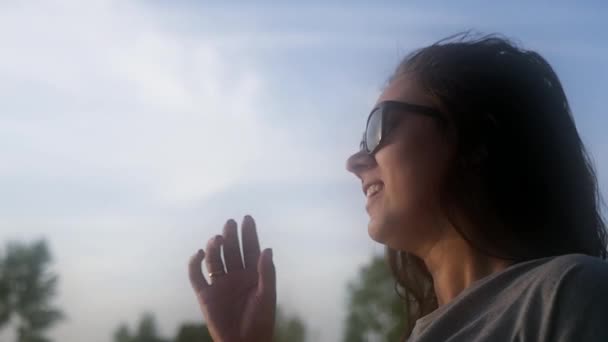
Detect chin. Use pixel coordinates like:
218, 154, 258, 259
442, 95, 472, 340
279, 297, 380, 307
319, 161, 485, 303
368, 212, 416, 251
367, 216, 391, 244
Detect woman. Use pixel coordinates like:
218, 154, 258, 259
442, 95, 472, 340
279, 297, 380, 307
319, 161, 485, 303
188, 34, 608, 341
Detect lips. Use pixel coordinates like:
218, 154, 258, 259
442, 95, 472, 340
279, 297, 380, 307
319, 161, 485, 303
363, 181, 384, 198
368, 183, 384, 197
364, 181, 383, 215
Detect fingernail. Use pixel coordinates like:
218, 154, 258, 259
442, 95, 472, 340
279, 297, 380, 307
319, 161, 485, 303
268, 248, 273, 261
198, 249, 204, 256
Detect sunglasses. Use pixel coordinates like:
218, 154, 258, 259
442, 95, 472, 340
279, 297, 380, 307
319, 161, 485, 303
360, 100, 444, 154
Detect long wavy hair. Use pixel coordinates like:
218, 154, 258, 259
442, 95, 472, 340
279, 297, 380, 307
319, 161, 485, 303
386, 33, 608, 339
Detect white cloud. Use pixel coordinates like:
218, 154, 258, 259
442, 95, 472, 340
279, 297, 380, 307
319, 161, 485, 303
0, 1, 385, 341
9, 2, 604, 342
0, 0, 271, 207
0, 2, 275, 341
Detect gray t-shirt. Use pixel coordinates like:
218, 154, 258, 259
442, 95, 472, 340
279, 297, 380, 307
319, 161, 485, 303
408, 254, 608, 342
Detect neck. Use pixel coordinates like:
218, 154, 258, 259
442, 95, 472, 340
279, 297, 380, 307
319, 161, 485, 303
421, 229, 513, 306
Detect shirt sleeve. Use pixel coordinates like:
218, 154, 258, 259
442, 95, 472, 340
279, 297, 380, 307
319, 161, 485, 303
549, 257, 608, 342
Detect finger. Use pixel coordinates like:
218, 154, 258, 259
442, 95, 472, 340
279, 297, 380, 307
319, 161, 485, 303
257, 248, 276, 301
241, 215, 261, 270
205, 235, 225, 281
188, 249, 209, 292
222, 219, 244, 272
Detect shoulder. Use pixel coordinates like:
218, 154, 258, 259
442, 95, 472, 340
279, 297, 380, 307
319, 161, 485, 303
526, 253, 608, 312
500, 253, 608, 290
515, 253, 608, 295
544, 253, 608, 269
533, 254, 608, 341
499, 254, 608, 309
511, 254, 608, 341
469, 254, 608, 299
537, 253, 608, 285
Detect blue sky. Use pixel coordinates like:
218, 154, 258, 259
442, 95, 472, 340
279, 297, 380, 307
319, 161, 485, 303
0, 1, 606, 341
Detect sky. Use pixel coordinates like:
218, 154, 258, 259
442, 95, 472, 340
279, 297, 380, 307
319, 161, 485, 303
0, 1, 607, 341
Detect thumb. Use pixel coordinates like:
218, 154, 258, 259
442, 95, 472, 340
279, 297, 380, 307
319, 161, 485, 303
257, 248, 276, 300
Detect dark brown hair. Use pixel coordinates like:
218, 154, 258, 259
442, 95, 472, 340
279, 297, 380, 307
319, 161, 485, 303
386, 33, 608, 338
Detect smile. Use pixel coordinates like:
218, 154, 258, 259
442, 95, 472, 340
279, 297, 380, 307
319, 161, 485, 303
366, 183, 384, 198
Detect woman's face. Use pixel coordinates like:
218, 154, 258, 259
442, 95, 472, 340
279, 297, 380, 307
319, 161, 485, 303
346, 74, 455, 254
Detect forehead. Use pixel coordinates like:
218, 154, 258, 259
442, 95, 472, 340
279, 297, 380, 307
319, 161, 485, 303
375, 73, 436, 108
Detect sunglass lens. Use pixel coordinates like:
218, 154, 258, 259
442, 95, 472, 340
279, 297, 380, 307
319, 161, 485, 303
365, 108, 382, 153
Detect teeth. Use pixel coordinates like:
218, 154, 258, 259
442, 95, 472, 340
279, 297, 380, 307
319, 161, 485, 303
366, 183, 383, 197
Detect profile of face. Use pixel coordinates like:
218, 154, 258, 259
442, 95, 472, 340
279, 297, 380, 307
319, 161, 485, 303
346, 74, 455, 254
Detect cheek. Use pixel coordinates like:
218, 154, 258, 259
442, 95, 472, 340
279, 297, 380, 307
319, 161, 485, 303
378, 124, 450, 223
375, 145, 450, 251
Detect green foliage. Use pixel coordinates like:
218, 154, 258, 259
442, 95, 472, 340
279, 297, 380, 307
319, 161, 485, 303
273, 307, 307, 342
113, 324, 132, 342
343, 255, 407, 342
116, 306, 308, 342
113, 314, 214, 342
174, 323, 212, 342
112, 313, 169, 342
0, 240, 63, 342
136, 313, 168, 342
0, 260, 10, 329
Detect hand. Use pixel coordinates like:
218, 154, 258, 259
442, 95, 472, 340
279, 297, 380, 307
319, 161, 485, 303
188, 215, 276, 342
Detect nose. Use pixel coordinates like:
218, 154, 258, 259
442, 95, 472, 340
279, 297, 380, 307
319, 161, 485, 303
346, 149, 376, 178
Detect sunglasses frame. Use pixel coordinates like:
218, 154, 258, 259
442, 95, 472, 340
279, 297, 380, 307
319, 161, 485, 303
361, 100, 444, 154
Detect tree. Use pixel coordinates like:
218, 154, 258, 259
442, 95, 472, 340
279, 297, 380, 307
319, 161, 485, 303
343, 255, 407, 342
273, 307, 307, 342
113, 313, 169, 342
171, 307, 307, 342
113, 324, 132, 342
174, 323, 212, 342
117, 306, 308, 342
0, 240, 63, 342
0, 260, 10, 330
136, 313, 168, 342
116, 319, 214, 342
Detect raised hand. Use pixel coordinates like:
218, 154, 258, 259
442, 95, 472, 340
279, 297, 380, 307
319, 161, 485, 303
188, 215, 276, 342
